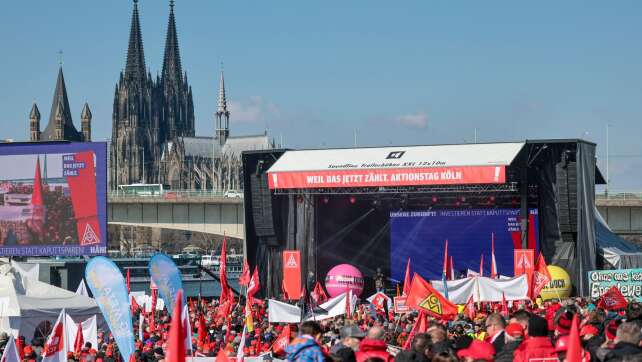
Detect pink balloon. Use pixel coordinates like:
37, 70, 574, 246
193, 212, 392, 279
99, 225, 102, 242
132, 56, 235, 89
324, 264, 364, 297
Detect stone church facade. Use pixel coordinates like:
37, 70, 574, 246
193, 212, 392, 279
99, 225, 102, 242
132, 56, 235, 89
109, 0, 272, 191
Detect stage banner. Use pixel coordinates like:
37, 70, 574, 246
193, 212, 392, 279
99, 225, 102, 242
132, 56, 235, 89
85, 257, 135, 362
431, 275, 529, 303
268, 166, 505, 189
149, 253, 185, 317
282, 250, 302, 300
390, 209, 539, 282
588, 268, 642, 302
393, 296, 409, 314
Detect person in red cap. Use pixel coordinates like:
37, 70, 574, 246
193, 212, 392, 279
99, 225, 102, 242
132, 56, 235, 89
495, 323, 524, 362
580, 324, 604, 362
554, 311, 574, 337
513, 316, 557, 362
456, 339, 495, 362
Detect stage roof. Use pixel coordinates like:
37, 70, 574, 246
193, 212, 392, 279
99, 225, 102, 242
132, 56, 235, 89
266, 142, 525, 189
268, 142, 525, 172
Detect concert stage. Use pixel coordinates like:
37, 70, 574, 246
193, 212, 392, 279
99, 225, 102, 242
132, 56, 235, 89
242, 140, 605, 298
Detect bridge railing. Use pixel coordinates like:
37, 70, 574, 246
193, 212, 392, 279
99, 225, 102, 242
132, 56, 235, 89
108, 190, 237, 200
595, 191, 642, 201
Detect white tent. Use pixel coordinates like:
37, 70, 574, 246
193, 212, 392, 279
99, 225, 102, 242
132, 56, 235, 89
0, 263, 103, 340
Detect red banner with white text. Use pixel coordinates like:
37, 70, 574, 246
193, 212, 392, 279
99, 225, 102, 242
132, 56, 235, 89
268, 166, 505, 189
65, 151, 101, 246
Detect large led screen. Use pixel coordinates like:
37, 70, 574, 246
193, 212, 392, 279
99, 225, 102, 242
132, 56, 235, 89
390, 208, 539, 281
0, 142, 107, 256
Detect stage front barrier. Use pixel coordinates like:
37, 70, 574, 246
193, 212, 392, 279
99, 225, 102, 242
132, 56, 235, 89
431, 275, 529, 304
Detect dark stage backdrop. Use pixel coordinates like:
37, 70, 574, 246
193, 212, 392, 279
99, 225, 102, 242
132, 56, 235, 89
390, 208, 539, 281
316, 197, 391, 295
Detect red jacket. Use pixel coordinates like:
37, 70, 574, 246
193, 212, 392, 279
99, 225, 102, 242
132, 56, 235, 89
355, 338, 393, 362
513, 336, 557, 362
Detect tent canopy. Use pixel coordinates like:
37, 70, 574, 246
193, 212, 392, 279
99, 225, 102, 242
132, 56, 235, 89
595, 208, 642, 269
0, 264, 103, 339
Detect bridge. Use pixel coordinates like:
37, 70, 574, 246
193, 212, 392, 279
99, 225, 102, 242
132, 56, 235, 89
596, 192, 642, 242
107, 191, 642, 246
108, 191, 244, 240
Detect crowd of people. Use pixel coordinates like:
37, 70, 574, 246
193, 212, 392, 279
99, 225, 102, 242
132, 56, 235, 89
1, 295, 641, 362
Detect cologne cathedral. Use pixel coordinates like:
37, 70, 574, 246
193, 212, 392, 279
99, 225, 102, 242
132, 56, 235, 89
109, 0, 272, 191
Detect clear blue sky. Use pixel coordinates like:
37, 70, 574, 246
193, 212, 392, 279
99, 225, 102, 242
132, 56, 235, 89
1, 1, 642, 190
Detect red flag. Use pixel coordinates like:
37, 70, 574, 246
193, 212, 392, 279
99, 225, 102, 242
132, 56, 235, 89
403, 258, 412, 296
479, 253, 484, 277
464, 295, 476, 320
150, 288, 158, 332
449, 256, 455, 281
531, 253, 551, 299
239, 259, 251, 286
271, 324, 291, 356
403, 311, 428, 349
311, 282, 328, 305
130, 295, 140, 314
500, 292, 509, 318
16, 337, 24, 359
247, 267, 260, 299
346, 290, 352, 319
597, 286, 629, 311
73, 322, 84, 354
219, 238, 232, 304
490, 233, 498, 279
126, 269, 131, 294
442, 240, 449, 279
282, 251, 302, 300
197, 314, 207, 346
406, 273, 458, 319
216, 346, 230, 362
42, 310, 65, 361
566, 314, 582, 362
166, 290, 186, 362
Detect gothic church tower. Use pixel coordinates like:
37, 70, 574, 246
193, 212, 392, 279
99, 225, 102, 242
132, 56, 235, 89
159, 0, 195, 142
110, 0, 158, 188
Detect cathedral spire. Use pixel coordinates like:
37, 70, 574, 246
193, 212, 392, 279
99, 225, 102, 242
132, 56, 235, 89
217, 66, 228, 114
215, 65, 230, 146
162, 0, 182, 84
125, 0, 146, 81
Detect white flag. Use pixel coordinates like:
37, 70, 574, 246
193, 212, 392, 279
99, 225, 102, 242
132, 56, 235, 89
1, 335, 21, 362
64, 315, 97, 354
42, 309, 67, 362
139, 312, 144, 342
75, 280, 89, 297
268, 299, 301, 323
236, 326, 247, 362
305, 292, 352, 321
182, 304, 192, 352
